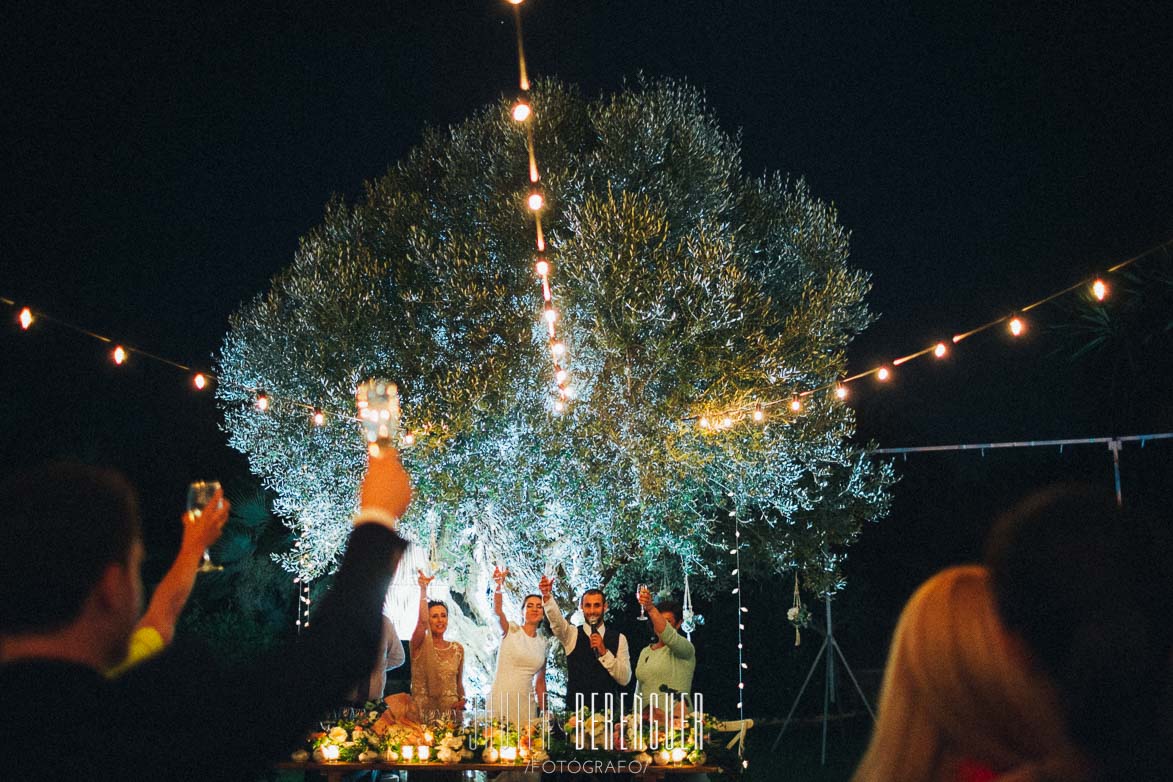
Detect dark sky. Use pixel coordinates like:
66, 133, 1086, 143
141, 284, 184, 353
2, 1, 1171, 586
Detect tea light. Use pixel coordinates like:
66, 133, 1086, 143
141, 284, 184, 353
655, 749, 671, 765
671, 747, 687, 764
500, 746, 518, 762
401, 745, 415, 761
417, 745, 431, 761
321, 744, 340, 761
483, 746, 499, 763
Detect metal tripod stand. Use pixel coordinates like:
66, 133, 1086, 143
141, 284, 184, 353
770, 591, 876, 764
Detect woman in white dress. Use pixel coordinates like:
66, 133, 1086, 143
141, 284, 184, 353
487, 567, 549, 729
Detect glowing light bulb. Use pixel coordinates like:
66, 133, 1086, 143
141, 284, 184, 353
722, 416, 733, 428
550, 341, 566, 357
752, 405, 764, 422
535, 259, 549, 276
1009, 317, 1025, 337
193, 373, 207, 390
507, 0, 524, 5
527, 192, 544, 211
255, 392, 270, 412
877, 367, 891, 381
934, 342, 947, 358
511, 101, 531, 122
789, 398, 801, 412
112, 346, 127, 365
555, 368, 568, 385
18, 307, 34, 330
543, 306, 557, 324
699, 417, 710, 429
402, 432, 415, 446
312, 409, 325, 426
835, 385, 848, 400
1092, 278, 1108, 301
554, 400, 565, 413
564, 385, 576, 399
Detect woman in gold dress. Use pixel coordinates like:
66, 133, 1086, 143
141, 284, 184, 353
409, 570, 465, 721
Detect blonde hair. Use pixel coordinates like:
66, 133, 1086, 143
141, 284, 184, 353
853, 566, 1080, 782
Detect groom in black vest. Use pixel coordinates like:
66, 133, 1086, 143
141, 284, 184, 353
539, 576, 631, 712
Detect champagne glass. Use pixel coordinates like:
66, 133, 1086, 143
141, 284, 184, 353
356, 379, 401, 456
636, 583, 649, 620
187, 480, 223, 572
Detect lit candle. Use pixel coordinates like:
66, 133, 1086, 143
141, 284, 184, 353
500, 746, 518, 762
417, 745, 431, 761
656, 749, 671, 765
322, 744, 340, 761
401, 745, 415, 761
483, 746, 499, 763
671, 747, 687, 764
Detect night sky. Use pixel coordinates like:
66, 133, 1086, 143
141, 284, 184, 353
2, 2, 1171, 676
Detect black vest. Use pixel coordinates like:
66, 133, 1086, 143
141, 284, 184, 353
566, 625, 625, 711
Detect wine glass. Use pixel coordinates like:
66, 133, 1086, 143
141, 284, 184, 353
187, 480, 223, 572
636, 583, 649, 620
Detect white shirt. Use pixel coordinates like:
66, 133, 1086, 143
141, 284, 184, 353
543, 595, 632, 686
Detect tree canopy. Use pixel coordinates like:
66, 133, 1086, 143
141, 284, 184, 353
216, 78, 894, 615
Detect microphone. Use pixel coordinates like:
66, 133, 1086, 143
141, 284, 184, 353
588, 620, 603, 658
658, 684, 681, 696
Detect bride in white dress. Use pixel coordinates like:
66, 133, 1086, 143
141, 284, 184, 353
487, 567, 549, 728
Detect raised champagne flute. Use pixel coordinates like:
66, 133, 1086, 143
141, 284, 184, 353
187, 480, 223, 572
356, 379, 401, 456
637, 583, 649, 620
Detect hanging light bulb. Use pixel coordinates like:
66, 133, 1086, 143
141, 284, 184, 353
527, 192, 544, 211
18, 307, 35, 330
112, 346, 127, 365
877, 367, 891, 381
563, 385, 576, 399
193, 373, 208, 390
698, 416, 710, 429
1008, 317, 1025, 337
555, 368, 568, 385
789, 398, 801, 412
722, 416, 733, 428
312, 409, 325, 426
835, 385, 848, 400
511, 101, 531, 122
535, 259, 549, 276
255, 392, 270, 412
402, 432, 416, 446
1092, 278, 1108, 301
553, 399, 565, 413
543, 306, 558, 324
934, 342, 948, 358
752, 404, 764, 422
550, 340, 566, 357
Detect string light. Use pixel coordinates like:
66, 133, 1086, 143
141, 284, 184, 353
402, 432, 416, 446
543, 306, 557, 325
876, 367, 891, 382
312, 409, 325, 426
550, 341, 565, 357
1008, 317, 1025, 337
193, 373, 207, 390
535, 259, 549, 276
1092, 278, 1108, 301
835, 385, 848, 400
112, 345, 127, 365
255, 391, 270, 412
527, 192, 544, 211
18, 307, 34, 330
933, 342, 947, 358
789, 398, 801, 412
752, 404, 764, 422
730, 508, 748, 755
511, 101, 531, 122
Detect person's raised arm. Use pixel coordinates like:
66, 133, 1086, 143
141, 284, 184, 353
492, 566, 509, 635
539, 575, 576, 649
411, 570, 433, 654
138, 487, 229, 645
599, 632, 632, 686
638, 586, 668, 639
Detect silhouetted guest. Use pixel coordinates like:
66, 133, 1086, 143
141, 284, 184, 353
0, 448, 411, 781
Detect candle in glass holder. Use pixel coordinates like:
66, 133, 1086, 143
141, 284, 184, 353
401, 745, 415, 761
322, 744, 340, 761
417, 745, 431, 761
500, 746, 518, 762
671, 747, 687, 764
483, 746, 500, 763
655, 749, 671, 765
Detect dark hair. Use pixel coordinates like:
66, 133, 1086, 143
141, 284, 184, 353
985, 484, 1172, 777
522, 593, 543, 607
579, 588, 605, 605
427, 600, 447, 613
655, 599, 682, 623
0, 463, 141, 633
